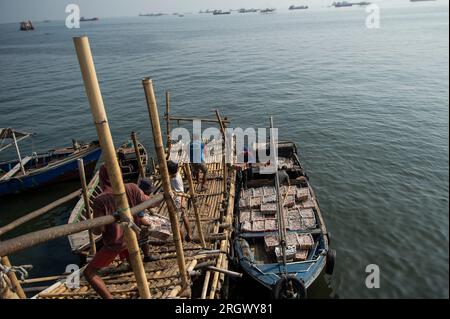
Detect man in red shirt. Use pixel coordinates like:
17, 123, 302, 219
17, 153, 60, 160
83, 165, 163, 299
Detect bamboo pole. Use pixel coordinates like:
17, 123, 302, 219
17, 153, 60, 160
1, 256, 26, 299
77, 159, 96, 255
73, 36, 151, 299
11, 131, 26, 176
142, 77, 189, 292
0, 194, 163, 257
165, 91, 171, 150
183, 163, 206, 248
167, 116, 230, 124
0, 190, 81, 237
215, 110, 227, 195
131, 131, 146, 179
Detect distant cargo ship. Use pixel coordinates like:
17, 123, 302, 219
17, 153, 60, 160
260, 8, 276, 14
289, 5, 309, 10
332, 1, 353, 7
213, 10, 231, 15
238, 8, 259, 13
19, 20, 34, 31
80, 17, 99, 22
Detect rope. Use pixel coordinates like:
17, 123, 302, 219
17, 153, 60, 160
0, 262, 33, 282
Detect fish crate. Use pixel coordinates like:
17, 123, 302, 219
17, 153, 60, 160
240, 210, 251, 223
260, 203, 277, 213
299, 208, 315, 219
288, 217, 303, 231
294, 250, 309, 262
262, 194, 277, 203
302, 218, 316, 229
283, 195, 296, 208
241, 221, 252, 232
144, 215, 172, 241
300, 208, 316, 229
263, 186, 275, 196
296, 188, 310, 202
264, 218, 277, 231
239, 197, 249, 209
251, 210, 265, 221
296, 233, 314, 250
264, 235, 279, 252
252, 220, 266, 232
249, 196, 262, 208
275, 245, 296, 262
252, 188, 264, 197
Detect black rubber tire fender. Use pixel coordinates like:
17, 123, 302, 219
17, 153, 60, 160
325, 248, 336, 275
272, 275, 307, 299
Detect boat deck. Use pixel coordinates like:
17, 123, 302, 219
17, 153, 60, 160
36, 161, 235, 299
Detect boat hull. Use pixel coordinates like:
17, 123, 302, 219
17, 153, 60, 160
0, 145, 101, 197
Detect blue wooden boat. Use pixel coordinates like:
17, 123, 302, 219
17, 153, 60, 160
0, 128, 101, 197
233, 141, 335, 299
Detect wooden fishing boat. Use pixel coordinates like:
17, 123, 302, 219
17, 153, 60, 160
0, 128, 101, 197
117, 140, 148, 183
233, 141, 335, 299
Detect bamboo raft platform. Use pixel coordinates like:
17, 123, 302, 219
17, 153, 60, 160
35, 159, 235, 299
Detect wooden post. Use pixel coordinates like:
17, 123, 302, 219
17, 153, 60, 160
11, 131, 26, 176
1, 256, 26, 299
183, 163, 206, 248
73, 36, 151, 299
215, 110, 227, 195
165, 91, 171, 151
142, 78, 189, 292
131, 132, 146, 179
77, 159, 96, 255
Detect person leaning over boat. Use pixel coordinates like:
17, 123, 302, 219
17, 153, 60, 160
274, 165, 290, 186
168, 160, 192, 242
83, 164, 163, 299
189, 135, 208, 192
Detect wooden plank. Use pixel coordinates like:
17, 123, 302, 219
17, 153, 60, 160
0, 156, 31, 181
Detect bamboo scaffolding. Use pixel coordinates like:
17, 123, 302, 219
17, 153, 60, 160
131, 131, 146, 179
73, 36, 151, 299
183, 163, 206, 247
142, 77, 189, 293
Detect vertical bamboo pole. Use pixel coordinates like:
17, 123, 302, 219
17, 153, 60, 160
215, 110, 227, 195
142, 78, 189, 291
77, 159, 96, 255
165, 91, 171, 151
73, 36, 151, 299
0, 256, 26, 299
183, 163, 206, 247
131, 131, 146, 179
11, 131, 26, 176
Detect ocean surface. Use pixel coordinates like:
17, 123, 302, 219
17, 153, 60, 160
0, 4, 448, 299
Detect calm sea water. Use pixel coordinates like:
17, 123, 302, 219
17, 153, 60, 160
0, 5, 448, 299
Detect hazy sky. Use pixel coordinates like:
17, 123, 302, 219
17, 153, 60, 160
0, 0, 447, 23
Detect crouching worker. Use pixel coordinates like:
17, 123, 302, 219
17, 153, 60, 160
167, 160, 192, 242
83, 164, 162, 299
